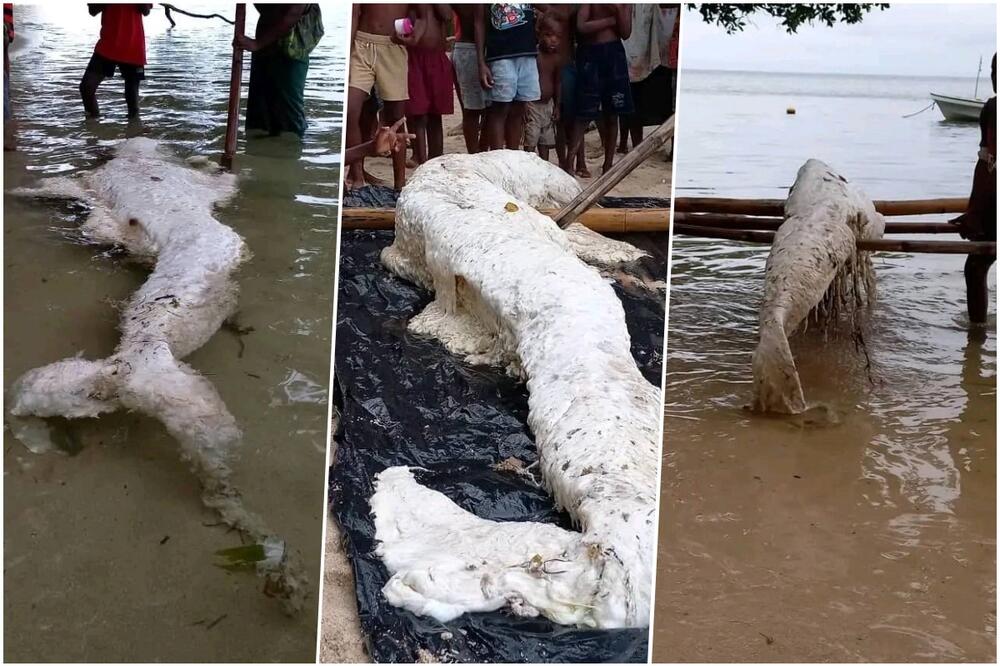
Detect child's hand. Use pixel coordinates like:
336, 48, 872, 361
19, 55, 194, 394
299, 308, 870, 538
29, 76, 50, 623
479, 63, 494, 89
373, 118, 416, 156
553, 105, 560, 123
233, 34, 259, 52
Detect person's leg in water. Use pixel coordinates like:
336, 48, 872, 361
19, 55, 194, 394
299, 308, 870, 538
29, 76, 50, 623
122, 66, 141, 119
80, 54, 110, 118
964, 254, 995, 324
345, 86, 370, 189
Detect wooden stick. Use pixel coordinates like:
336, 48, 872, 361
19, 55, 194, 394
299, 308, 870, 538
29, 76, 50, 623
675, 196, 967, 217
220, 4, 246, 170
160, 3, 235, 25
551, 115, 674, 228
674, 224, 996, 254
341, 207, 671, 233
675, 212, 961, 234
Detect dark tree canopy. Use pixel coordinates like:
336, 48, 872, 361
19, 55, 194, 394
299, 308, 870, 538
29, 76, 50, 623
694, 4, 891, 34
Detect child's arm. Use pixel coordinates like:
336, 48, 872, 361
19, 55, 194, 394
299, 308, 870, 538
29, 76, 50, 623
552, 64, 561, 122
351, 4, 360, 48
576, 5, 616, 35
474, 5, 493, 89
615, 4, 633, 40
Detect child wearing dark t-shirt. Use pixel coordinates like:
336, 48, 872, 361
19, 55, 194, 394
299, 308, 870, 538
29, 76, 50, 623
80, 3, 151, 118
475, 3, 540, 150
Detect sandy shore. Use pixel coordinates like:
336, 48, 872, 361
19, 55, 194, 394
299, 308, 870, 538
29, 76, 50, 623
319, 414, 368, 664
354, 103, 673, 198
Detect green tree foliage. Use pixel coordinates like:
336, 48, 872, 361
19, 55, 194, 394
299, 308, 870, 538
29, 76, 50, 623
694, 4, 891, 34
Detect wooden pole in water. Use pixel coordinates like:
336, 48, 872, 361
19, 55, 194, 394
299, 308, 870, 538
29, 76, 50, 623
341, 207, 672, 233
551, 115, 674, 228
220, 4, 246, 170
675, 212, 961, 234
674, 224, 996, 254
675, 197, 968, 217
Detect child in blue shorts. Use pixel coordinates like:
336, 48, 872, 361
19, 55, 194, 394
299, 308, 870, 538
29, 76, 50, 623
475, 4, 540, 150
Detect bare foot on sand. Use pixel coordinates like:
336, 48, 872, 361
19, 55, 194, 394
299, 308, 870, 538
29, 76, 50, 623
363, 169, 387, 187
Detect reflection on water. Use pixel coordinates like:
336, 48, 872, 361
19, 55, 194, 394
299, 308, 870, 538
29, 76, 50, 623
657, 70, 995, 662
3, 3, 344, 662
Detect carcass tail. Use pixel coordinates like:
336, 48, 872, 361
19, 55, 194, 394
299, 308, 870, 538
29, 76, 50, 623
8, 346, 309, 614
371, 466, 644, 628
752, 319, 807, 414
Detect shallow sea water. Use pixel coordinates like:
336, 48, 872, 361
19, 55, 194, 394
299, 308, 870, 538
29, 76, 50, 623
3, 4, 345, 661
655, 70, 996, 662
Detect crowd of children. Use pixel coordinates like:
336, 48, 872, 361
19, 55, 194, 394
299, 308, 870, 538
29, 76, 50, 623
345, 3, 679, 191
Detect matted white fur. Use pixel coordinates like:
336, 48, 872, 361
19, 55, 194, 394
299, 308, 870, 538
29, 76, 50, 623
8, 138, 307, 612
373, 150, 659, 629
752, 159, 886, 414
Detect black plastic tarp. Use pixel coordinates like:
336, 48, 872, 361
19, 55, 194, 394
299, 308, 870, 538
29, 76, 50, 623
330, 197, 666, 663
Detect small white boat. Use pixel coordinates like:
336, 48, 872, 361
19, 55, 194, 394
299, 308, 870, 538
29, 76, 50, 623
930, 92, 985, 122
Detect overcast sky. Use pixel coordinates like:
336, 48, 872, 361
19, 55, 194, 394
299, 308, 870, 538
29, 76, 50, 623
681, 3, 997, 77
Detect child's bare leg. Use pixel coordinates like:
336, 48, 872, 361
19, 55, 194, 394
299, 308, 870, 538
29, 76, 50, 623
600, 112, 618, 173
629, 119, 643, 149
409, 114, 428, 164
538, 145, 550, 161
504, 101, 527, 150
345, 86, 370, 188
484, 102, 508, 151
478, 114, 490, 152
427, 114, 444, 160
80, 65, 105, 118
555, 120, 568, 167
461, 109, 481, 153
617, 115, 629, 153
382, 100, 408, 189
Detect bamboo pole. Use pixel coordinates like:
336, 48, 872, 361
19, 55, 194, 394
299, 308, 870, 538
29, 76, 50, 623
675, 196, 967, 217
675, 212, 960, 234
674, 224, 996, 254
220, 4, 246, 170
341, 207, 671, 233
551, 115, 674, 228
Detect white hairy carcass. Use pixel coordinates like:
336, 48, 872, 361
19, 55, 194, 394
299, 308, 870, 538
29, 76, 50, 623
8, 137, 307, 612
752, 159, 886, 414
373, 150, 659, 629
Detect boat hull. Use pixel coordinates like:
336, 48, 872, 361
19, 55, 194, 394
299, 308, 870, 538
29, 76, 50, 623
931, 93, 985, 122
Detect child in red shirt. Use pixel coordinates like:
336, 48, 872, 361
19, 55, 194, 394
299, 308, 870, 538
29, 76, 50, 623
80, 4, 150, 119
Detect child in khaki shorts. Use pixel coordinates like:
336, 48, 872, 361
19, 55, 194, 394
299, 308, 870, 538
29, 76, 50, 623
346, 5, 417, 190
350, 31, 408, 103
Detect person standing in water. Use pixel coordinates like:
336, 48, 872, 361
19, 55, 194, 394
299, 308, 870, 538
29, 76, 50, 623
4, 2, 15, 150
234, 4, 324, 139
80, 4, 150, 119
951, 53, 996, 325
